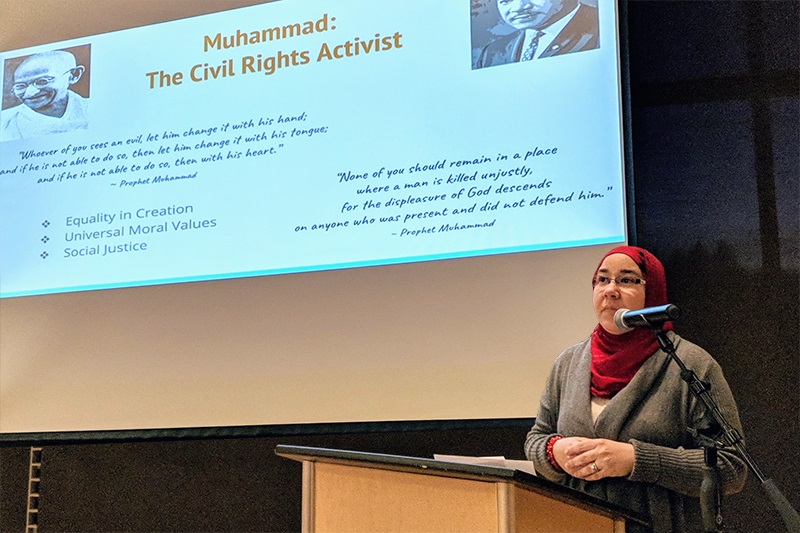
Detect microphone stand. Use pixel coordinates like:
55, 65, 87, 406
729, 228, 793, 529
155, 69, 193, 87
653, 328, 800, 533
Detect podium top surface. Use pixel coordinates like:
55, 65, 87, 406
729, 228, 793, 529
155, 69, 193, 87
276, 443, 524, 480
275, 444, 647, 526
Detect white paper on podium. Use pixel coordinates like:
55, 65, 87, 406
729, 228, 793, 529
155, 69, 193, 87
433, 454, 536, 476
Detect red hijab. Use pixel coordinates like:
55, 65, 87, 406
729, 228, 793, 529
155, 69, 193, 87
590, 246, 671, 399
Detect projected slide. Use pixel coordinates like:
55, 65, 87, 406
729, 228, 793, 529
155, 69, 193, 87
0, 0, 625, 298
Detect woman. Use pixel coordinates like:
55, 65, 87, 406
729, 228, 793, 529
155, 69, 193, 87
525, 246, 747, 533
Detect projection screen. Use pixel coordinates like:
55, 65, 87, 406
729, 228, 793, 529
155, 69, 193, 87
0, 0, 630, 436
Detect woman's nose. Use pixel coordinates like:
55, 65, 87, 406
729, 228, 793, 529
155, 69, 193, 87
603, 283, 620, 297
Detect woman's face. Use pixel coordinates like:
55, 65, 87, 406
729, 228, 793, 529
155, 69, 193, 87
593, 253, 647, 334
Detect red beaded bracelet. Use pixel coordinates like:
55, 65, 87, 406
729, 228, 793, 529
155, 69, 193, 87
545, 435, 564, 472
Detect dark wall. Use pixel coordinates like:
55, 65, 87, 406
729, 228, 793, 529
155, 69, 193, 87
2, 1, 798, 532
626, 1, 799, 531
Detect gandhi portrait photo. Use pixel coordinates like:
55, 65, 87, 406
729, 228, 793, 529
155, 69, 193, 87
2, 45, 91, 141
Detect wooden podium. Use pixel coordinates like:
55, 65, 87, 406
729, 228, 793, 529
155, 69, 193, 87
276, 445, 645, 533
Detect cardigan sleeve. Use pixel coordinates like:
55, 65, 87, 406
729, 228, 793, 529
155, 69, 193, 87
524, 348, 571, 481
627, 356, 748, 496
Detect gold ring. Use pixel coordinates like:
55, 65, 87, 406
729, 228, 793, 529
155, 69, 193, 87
590, 462, 598, 473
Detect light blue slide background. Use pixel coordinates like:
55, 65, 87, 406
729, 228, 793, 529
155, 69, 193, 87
0, 0, 625, 297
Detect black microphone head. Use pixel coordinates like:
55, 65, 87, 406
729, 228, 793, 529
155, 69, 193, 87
664, 304, 681, 320
613, 308, 633, 333
615, 304, 681, 331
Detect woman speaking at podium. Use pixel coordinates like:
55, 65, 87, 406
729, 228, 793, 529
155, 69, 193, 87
525, 246, 747, 532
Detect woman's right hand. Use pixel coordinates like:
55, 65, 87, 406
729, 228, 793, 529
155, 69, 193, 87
551, 436, 589, 473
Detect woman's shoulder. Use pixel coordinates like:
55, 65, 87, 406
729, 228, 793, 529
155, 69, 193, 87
553, 336, 592, 367
666, 331, 723, 374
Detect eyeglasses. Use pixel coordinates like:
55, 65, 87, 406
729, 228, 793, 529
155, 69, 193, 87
592, 275, 646, 288
11, 70, 73, 95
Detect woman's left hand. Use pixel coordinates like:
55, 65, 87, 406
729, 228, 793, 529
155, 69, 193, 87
562, 438, 635, 480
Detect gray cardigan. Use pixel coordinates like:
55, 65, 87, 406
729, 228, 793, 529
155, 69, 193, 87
525, 332, 748, 533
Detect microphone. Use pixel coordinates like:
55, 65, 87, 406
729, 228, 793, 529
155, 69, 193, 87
613, 304, 681, 332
